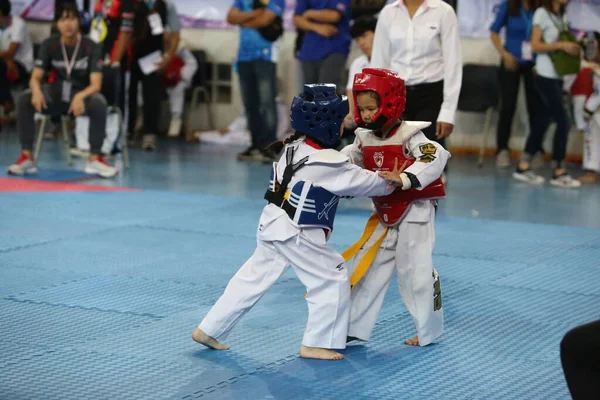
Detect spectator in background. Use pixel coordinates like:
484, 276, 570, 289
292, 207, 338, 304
226, 0, 284, 162
560, 319, 600, 399
346, 15, 376, 113
512, 0, 581, 188
8, 2, 117, 178
490, 0, 537, 169
293, 0, 351, 92
90, 0, 134, 109
0, 0, 34, 114
161, 40, 198, 137
370, 0, 462, 184
128, 0, 180, 151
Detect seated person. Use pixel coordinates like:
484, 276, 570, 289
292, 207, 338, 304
7, 2, 117, 178
0, 0, 34, 114
157, 40, 198, 137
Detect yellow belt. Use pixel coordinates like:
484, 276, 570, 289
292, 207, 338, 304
303, 213, 388, 297
343, 213, 389, 289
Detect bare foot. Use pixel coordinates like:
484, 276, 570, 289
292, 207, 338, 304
192, 327, 230, 350
404, 335, 420, 346
299, 345, 344, 360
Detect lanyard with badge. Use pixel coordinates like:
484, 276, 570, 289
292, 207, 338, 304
521, 8, 534, 61
145, 0, 164, 35
60, 36, 81, 102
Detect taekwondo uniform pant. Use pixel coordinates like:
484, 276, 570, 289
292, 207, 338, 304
347, 205, 443, 346
199, 225, 350, 349
583, 112, 600, 174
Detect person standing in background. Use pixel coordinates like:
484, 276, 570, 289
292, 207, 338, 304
370, 0, 462, 183
512, 0, 582, 188
490, 0, 538, 169
346, 15, 377, 115
226, 0, 284, 162
128, 0, 180, 151
293, 0, 351, 92
90, 0, 133, 109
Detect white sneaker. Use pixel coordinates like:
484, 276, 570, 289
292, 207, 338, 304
168, 118, 182, 137
84, 156, 118, 178
8, 152, 37, 175
513, 169, 545, 185
496, 149, 511, 168
550, 174, 581, 189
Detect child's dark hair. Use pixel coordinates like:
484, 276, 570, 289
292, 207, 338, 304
350, 15, 377, 39
55, 1, 80, 21
355, 90, 381, 106
0, 0, 11, 17
266, 132, 305, 155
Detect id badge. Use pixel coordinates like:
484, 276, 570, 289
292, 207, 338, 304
522, 41, 533, 61
148, 13, 164, 35
62, 80, 72, 103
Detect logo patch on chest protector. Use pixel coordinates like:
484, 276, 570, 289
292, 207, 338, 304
373, 152, 384, 168
418, 143, 437, 163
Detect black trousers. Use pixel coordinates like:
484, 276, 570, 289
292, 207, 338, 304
128, 59, 164, 137
402, 80, 445, 149
561, 319, 600, 400
496, 62, 537, 153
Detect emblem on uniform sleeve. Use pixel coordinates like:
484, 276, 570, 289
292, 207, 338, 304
418, 143, 437, 163
373, 152, 384, 168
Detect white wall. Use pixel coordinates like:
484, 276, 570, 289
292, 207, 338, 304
26, 22, 583, 156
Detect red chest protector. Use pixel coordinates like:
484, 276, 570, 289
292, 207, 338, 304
571, 68, 595, 99
362, 143, 445, 226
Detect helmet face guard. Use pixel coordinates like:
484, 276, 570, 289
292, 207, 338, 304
352, 68, 406, 130
290, 84, 349, 147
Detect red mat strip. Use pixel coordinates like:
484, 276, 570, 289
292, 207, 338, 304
0, 177, 139, 192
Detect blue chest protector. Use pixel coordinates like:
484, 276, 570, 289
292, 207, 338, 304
264, 146, 340, 232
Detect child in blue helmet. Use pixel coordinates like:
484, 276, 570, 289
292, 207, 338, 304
193, 84, 400, 360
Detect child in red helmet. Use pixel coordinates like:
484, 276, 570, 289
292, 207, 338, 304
341, 68, 450, 346
192, 83, 400, 360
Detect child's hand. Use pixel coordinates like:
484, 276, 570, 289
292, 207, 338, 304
378, 158, 409, 190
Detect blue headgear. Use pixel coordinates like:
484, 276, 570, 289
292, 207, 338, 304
290, 84, 349, 147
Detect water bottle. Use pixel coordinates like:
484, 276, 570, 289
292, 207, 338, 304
585, 31, 597, 60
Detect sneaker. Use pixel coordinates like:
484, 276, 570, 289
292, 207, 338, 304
496, 149, 511, 168
168, 118, 182, 137
8, 152, 37, 175
142, 134, 157, 151
550, 173, 581, 189
84, 156, 118, 178
236, 147, 263, 161
513, 168, 545, 185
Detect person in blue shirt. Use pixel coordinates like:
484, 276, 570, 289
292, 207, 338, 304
490, 0, 537, 168
293, 0, 351, 93
227, 0, 285, 162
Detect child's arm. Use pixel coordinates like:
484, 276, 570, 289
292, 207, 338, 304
309, 151, 392, 198
402, 132, 451, 190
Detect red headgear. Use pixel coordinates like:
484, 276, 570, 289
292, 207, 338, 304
352, 68, 406, 130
